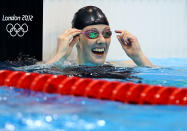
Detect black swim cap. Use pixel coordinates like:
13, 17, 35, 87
72, 6, 109, 29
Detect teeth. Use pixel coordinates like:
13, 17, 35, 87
92, 48, 104, 52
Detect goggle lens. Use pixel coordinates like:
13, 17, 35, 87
88, 31, 99, 39
103, 30, 112, 38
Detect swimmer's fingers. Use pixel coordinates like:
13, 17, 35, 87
115, 30, 126, 40
67, 31, 81, 47
120, 30, 137, 46
59, 29, 81, 41
117, 35, 128, 47
121, 31, 129, 45
116, 30, 130, 47
59, 29, 74, 38
66, 30, 81, 43
66, 28, 81, 36
64, 29, 81, 38
63, 28, 81, 35
123, 32, 136, 46
58, 30, 81, 47
57, 29, 80, 54
65, 29, 81, 47
125, 32, 138, 45
115, 30, 123, 33
65, 33, 80, 58
69, 35, 79, 47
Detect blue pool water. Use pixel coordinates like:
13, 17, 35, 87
0, 58, 187, 131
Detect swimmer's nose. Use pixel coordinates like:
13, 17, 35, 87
96, 33, 106, 44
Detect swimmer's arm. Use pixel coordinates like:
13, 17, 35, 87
129, 53, 155, 67
45, 53, 68, 69
45, 53, 67, 64
115, 30, 154, 67
110, 58, 155, 68
123, 60, 136, 66
109, 59, 149, 67
109, 55, 154, 67
107, 60, 136, 67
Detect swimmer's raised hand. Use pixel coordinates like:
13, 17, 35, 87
115, 30, 143, 58
46, 28, 81, 64
56, 28, 81, 57
115, 30, 153, 67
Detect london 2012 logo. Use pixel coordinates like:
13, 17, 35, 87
6, 23, 28, 37
2, 14, 33, 37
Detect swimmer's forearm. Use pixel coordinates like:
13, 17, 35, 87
45, 53, 67, 64
130, 53, 154, 67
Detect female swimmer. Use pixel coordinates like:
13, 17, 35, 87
46, 6, 153, 67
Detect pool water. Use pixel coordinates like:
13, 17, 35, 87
0, 58, 187, 131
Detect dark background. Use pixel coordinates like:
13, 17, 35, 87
0, 0, 43, 62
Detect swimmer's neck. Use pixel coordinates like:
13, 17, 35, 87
76, 58, 105, 66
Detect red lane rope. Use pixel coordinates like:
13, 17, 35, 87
0, 70, 186, 105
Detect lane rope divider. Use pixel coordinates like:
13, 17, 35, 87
0, 70, 186, 105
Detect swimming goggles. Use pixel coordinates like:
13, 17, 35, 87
81, 28, 112, 39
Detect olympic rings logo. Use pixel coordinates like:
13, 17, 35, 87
6, 23, 28, 37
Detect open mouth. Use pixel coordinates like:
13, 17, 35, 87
91, 47, 105, 55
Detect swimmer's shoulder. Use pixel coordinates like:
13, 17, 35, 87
105, 60, 137, 67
